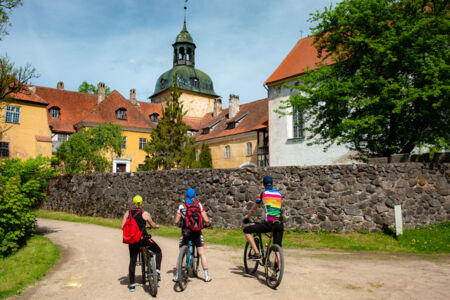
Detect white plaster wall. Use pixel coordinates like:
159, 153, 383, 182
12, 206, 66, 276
268, 80, 356, 167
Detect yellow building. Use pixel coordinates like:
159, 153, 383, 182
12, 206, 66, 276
195, 97, 269, 168
34, 83, 162, 172
0, 88, 52, 160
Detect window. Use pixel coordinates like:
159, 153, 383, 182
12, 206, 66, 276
202, 128, 210, 134
139, 138, 147, 150
225, 145, 230, 159
226, 122, 236, 129
160, 79, 167, 89
293, 106, 304, 139
122, 136, 127, 149
5, 105, 20, 123
0, 142, 9, 158
57, 133, 70, 142
49, 107, 60, 119
116, 108, 127, 120
246, 142, 252, 156
190, 77, 199, 88
150, 113, 159, 123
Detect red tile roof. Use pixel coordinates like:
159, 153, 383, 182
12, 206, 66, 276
35, 86, 98, 133
78, 90, 155, 130
265, 36, 334, 85
195, 98, 268, 142
183, 118, 203, 131
9, 88, 48, 105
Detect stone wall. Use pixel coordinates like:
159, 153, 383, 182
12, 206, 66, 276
43, 163, 449, 232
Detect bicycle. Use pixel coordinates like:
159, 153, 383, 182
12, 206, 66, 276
243, 222, 285, 289
177, 239, 200, 291
137, 231, 158, 297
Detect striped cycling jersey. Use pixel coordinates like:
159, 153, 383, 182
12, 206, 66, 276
256, 189, 283, 222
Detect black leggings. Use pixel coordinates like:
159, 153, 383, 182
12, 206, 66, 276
243, 221, 284, 247
128, 238, 162, 284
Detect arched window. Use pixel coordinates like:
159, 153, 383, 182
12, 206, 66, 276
225, 145, 230, 159
49, 106, 60, 119
150, 113, 159, 123
160, 79, 167, 89
116, 108, 127, 120
190, 77, 199, 88
246, 142, 252, 156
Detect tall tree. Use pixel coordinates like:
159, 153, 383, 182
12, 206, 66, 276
78, 81, 111, 95
0, 1, 37, 139
198, 142, 212, 168
280, 0, 449, 159
141, 74, 194, 170
55, 123, 123, 174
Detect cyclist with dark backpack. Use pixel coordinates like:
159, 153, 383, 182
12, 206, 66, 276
121, 195, 162, 292
173, 188, 212, 282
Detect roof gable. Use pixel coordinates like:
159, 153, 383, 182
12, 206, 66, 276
265, 36, 334, 85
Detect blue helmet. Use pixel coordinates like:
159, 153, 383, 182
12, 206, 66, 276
263, 176, 273, 189
186, 188, 196, 200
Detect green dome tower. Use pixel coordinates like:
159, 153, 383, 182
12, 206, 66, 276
150, 8, 219, 119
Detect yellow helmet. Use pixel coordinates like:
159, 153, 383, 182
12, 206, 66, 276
133, 195, 143, 206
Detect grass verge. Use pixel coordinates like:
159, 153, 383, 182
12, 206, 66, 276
35, 209, 450, 254
0, 235, 60, 299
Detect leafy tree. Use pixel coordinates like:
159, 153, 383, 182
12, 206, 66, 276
55, 123, 123, 174
0, 156, 55, 257
198, 142, 212, 168
280, 0, 449, 159
141, 74, 194, 170
78, 81, 111, 95
0, 0, 22, 40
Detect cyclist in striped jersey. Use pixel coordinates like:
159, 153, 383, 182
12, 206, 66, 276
243, 176, 284, 260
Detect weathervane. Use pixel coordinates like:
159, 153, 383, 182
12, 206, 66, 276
184, 0, 188, 25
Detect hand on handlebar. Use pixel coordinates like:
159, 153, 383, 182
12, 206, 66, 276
243, 217, 250, 224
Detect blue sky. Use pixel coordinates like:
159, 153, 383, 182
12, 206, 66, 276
2, 0, 336, 107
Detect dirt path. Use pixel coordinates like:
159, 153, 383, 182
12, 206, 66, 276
14, 219, 450, 300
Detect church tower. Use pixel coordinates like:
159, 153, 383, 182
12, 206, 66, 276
150, 5, 219, 119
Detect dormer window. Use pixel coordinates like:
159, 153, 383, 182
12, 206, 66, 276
227, 122, 236, 129
202, 128, 210, 134
190, 77, 199, 88
116, 108, 127, 120
150, 113, 159, 123
49, 106, 60, 119
160, 79, 167, 89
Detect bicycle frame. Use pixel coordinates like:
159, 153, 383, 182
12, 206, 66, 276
252, 231, 273, 264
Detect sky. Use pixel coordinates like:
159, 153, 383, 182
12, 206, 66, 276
2, 0, 336, 107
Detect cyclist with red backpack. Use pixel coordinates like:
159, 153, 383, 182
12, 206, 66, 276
121, 195, 162, 292
173, 188, 212, 282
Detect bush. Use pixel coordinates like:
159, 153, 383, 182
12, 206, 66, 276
0, 156, 55, 257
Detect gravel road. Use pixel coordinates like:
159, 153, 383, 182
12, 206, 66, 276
14, 218, 450, 300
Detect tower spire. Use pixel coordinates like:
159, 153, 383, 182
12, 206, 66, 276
184, 0, 188, 28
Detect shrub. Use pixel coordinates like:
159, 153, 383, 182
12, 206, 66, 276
0, 156, 55, 257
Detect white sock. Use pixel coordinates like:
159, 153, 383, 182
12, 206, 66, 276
204, 269, 209, 277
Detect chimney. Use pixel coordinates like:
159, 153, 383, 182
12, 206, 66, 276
57, 81, 64, 90
213, 98, 222, 118
229, 94, 240, 118
130, 89, 137, 105
98, 82, 106, 104
28, 85, 36, 93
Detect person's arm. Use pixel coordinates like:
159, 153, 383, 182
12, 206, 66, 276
174, 214, 181, 227
245, 202, 259, 219
121, 210, 129, 229
142, 211, 159, 229
201, 210, 210, 226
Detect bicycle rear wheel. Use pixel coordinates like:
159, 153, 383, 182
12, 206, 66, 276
189, 245, 199, 277
243, 237, 260, 275
265, 244, 284, 289
177, 245, 189, 291
139, 251, 146, 284
146, 250, 158, 297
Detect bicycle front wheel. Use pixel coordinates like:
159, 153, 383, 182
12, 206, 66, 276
177, 245, 189, 291
243, 238, 259, 275
146, 250, 158, 297
265, 244, 284, 289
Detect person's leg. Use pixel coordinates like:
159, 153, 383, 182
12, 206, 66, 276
173, 234, 187, 281
128, 243, 139, 290
195, 233, 211, 281
146, 239, 162, 271
243, 223, 269, 255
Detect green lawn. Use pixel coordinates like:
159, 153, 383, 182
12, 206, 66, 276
35, 209, 450, 254
0, 235, 60, 299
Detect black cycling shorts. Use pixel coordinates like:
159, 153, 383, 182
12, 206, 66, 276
243, 221, 284, 247
179, 230, 204, 248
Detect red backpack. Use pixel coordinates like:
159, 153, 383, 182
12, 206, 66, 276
183, 201, 203, 231
122, 210, 143, 244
